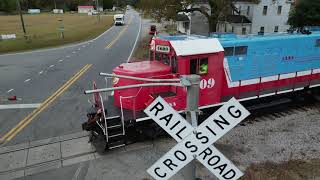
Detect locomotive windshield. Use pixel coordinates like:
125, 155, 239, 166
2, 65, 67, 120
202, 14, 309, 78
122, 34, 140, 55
155, 53, 170, 65
153, 52, 178, 73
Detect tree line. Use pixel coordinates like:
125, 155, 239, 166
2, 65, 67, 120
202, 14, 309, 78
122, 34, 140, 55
0, 0, 129, 13
134, 0, 320, 33
135, 0, 259, 32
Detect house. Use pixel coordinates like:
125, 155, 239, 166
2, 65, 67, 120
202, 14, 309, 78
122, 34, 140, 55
218, 0, 295, 34
189, 4, 210, 36
179, 0, 294, 35
217, 15, 252, 35
176, 2, 210, 36
78, 6, 94, 14
176, 14, 190, 35
28, 9, 41, 14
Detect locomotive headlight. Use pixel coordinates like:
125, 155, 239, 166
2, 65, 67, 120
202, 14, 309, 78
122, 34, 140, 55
112, 73, 119, 85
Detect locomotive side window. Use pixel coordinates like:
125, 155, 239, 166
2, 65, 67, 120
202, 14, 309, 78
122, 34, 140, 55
235, 46, 248, 56
199, 58, 208, 74
316, 39, 320, 47
224, 47, 234, 56
190, 58, 208, 75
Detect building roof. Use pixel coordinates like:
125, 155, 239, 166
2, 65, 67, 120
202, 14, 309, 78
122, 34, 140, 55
169, 38, 224, 56
176, 14, 190, 22
221, 15, 251, 24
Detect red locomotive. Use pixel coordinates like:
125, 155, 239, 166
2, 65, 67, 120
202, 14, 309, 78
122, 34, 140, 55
83, 32, 320, 151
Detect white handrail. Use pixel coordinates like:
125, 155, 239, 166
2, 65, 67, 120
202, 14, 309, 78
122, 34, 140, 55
100, 73, 181, 82
118, 86, 143, 127
99, 94, 108, 142
104, 77, 108, 102
85, 83, 183, 94
119, 96, 125, 135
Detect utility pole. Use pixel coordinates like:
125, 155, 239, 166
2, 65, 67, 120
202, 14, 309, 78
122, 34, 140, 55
16, 0, 27, 38
53, 0, 57, 9
182, 75, 200, 180
95, 0, 101, 22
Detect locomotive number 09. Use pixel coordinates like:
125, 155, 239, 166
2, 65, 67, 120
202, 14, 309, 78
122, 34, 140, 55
200, 78, 215, 89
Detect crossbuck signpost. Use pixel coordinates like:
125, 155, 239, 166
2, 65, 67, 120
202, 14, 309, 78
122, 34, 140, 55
144, 97, 250, 180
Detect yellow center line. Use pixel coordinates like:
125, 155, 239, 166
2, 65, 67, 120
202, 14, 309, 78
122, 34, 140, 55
105, 17, 133, 49
0, 64, 92, 144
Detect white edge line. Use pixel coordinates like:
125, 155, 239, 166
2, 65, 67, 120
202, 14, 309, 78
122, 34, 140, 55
24, 79, 31, 82
0, 103, 41, 110
127, 15, 142, 63
7, 89, 14, 93
0, 26, 115, 57
72, 163, 84, 180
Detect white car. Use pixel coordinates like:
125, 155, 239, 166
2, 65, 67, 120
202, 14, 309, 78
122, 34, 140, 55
92, 10, 99, 15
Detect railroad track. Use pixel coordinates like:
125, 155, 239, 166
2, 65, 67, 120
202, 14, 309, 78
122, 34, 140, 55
240, 98, 320, 126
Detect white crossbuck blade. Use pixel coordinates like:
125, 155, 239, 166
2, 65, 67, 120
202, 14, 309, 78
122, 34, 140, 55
144, 97, 250, 180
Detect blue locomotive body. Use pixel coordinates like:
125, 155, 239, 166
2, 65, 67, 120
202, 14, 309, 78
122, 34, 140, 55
217, 32, 320, 81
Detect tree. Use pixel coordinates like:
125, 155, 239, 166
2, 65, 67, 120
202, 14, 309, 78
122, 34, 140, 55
103, 0, 113, 9
0, 0, 17, 13
288, 0, 320, 28
137, 0, 259, 33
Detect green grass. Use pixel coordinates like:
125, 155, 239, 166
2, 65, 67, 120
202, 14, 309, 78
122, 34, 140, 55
131, 36, 150, 62
0, 13, 114, 54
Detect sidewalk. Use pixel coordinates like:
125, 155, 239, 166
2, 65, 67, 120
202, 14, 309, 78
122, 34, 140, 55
0, 131, 94, 179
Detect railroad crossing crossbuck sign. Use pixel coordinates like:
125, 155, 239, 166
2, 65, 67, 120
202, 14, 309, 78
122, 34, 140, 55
144, 97, 250, 180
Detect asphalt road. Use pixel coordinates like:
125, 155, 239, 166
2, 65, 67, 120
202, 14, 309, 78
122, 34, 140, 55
0, 9, 141, 146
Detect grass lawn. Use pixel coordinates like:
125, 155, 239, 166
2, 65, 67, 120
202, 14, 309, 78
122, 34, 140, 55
131, 36, 150, 62
0, 13, 113, 54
